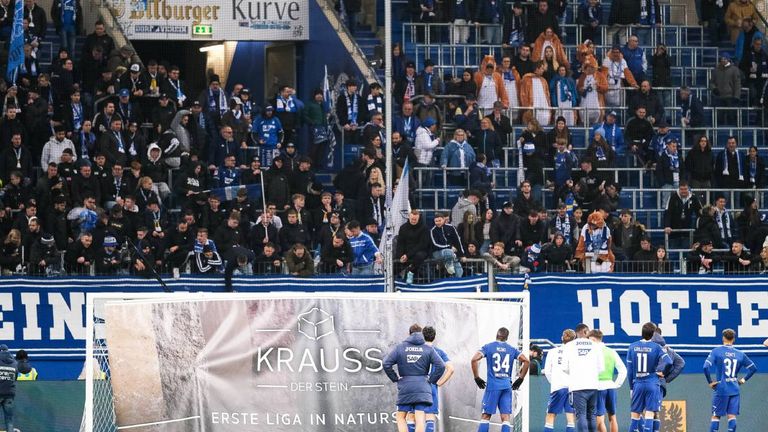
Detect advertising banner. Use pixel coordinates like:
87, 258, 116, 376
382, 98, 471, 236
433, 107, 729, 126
103, 296, 524, 432
107, 0, 309, 40
497, 275, 768, 369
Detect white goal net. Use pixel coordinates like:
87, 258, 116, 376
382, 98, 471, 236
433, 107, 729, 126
80, 292, 530, 432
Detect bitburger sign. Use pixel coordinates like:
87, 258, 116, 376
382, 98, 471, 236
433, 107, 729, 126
109, 0, 309, 40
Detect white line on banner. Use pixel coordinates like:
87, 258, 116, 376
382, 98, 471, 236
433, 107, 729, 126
448, 417, 503, 426
116, 415, 200, 430
350, 384, 386, 388
256, 385, 289, 388
343, 330, 381, 333
251, 329, 292, 332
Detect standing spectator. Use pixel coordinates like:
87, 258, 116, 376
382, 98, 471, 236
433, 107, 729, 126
663, 181, 702, 249
576, 61, 606, 126
552, 138, 578, 195
585, 129, 616, 169
470, 154, 495, 208
526, 0, 560, 45
474, 57, 508, 110
713, 196, 735, 248
611, 209, 644, 260
451, 190, 480, 225
519, 61, 552, 126
81, 20, 113, 60
429, 212, 464, 277
678, 86, 705, 143
740, 36, 768, 107
519, 209, 548, 248
710, 55, 742, 126
624, 106, 654, 166
50, 0, 81, 55
607, 0, 640, 45
40, 125, 76, 168
685, 135, 714, 190
441, 129, 476, 186
591, 111, 625, 157
650, 44, 672, 99
319, 234, 353, 274
518, 119, 549, 199
394, 61, 418, 106
393, 102, 420, 146
575, 211, 615, 272
655, 137, 683, 204
346, 220, 382, 274
734, 17, 763, 64
715, 136, 747, 188
486, 101, 513, 147
336, 79, 365, 146
603, 46, 638, 109
502, 1, 525, 53
628, 81, 664, 125
551, 66, 579, 126
746, 145, 766, 190
414, 117, 440, 166
395, 210, 430, 283
0, 344, 31, 432
474, 0, 503, 44
577, 0, 602, 44
336, 0, 361, 33
724, 0, 758, 43
416, 59, 443, 96
446, 0, 473, 44
513, 180, 542, 218
694, 205, 723, 247
23, 0, 46, 40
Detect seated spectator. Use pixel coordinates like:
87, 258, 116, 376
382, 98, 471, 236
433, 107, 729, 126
629, 81, 664, 126
649, 120, 677, 163
429, 212, 464, 277
253, 242, 283, 275
319, 235, 353, 275
543, 232, 573, 272
686, 240, 718, 273
664, 181, 702, 249
483, 241, 521, 273
285, 243, 314, 277
720, 240, 754, 274
461, 242, 485, 275
650, 246, 673, 274
95, 236, 122, 275
29, 233, 60, 276
632, 236, 655, 270
519, 210, 547, 248
191, 244, 222, 274
457, 210, 483, 251
395, 210, 430, 284
755, 247, 768, 273
549, 203, 577, 245
166, 219, 193, 271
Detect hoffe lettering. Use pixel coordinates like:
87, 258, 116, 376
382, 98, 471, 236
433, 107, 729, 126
576, 289, 768, 338
255, 347, 384, 373
232, 0, 301, 21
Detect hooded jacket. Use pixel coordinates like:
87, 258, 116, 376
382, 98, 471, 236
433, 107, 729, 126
170, 109, 192, 154
0, 346, 29, 396
383, 332, 445, 405
474, 56, 509, 108
650, 333, 685, 396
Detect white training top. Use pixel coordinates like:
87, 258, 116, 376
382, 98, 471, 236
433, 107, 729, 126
544, 345, 570, 392
562, 337, 605, 392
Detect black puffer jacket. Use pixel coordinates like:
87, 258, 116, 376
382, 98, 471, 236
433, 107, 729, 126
396, 219, 430, 259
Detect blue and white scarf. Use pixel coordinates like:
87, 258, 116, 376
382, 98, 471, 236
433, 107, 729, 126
558, 78, 572, 102
276, 96, 296, 112
345, 91, 358, 125
555, 216, 572, 243
665, 148, 679, 172
721, 150, 744, 181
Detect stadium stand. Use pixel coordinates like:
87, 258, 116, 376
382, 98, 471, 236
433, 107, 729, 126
0, 0, 767, 286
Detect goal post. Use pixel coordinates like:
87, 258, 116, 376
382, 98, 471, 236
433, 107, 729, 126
81, 291, 530, 432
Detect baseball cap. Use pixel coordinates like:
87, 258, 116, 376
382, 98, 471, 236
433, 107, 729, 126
130, 63, 141, 73
118, 88, 130, 98
104, 236, 118, 247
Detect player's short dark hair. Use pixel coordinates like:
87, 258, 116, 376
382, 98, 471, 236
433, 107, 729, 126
641, 322, 657, 340
497, 327, 510, 341
562, 329, 576, 343
574, 323, 590, 336
346, 220, 361, 230
409, 324, 422, 334
422, 326, 436, 342
588, 329, 603, 341
15, 349, 28, 360
722, 328, 736, 341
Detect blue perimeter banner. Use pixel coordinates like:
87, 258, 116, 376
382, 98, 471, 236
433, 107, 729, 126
1, 275, 766, 379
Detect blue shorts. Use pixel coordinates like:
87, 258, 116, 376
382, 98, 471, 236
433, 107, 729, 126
630, 383, 662, 413
547, 388, 574, 414
712, 394, 740, 417
596, 389, 618, 416
423, 384, 440, 414
482, 388, 513, 415
397, 402, 431, 413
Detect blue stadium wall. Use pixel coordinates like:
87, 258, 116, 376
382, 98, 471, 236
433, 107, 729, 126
225, 0, 368, 106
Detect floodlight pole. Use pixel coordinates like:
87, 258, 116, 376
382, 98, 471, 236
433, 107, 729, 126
384, 0, 395, 293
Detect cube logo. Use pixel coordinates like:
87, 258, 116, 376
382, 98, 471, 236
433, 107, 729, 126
297, 307, 335, 341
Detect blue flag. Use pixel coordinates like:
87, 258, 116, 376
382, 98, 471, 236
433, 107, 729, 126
209, 184, 261, 202
6, 0, 24, 82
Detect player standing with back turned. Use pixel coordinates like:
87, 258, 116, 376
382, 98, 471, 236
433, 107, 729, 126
704, 329, 757, 432
626, 322, 672, 432
471, 327, 530, 432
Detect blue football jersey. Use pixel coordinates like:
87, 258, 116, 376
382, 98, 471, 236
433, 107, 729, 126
627, 340, 671, 387
705, 346, 756, 396
481, 341, 520, 390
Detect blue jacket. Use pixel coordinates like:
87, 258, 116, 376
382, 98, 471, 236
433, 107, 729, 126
549, 76, 579, 107
621, 45, 646, 82
441, 139, 476, 169
348, 232, 379, 266
475, 0, 502, 23
0, 346, 29, 396
383, 332, 446, 405
209, 137, 240, 168
651, 333, 685, 396
393, 115, 421, 144
590, 122, 625, 154
735, 30, 764, 63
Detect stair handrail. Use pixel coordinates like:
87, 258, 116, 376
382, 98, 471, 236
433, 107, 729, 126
89, 0, 143, 68
315, 0, 381, 85
754, 1, 768, 37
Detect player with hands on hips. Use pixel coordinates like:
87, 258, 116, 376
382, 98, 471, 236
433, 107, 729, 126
626, 322, 672, 432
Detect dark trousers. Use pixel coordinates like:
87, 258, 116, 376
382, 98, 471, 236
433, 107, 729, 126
715, 96, 739, 126
395, 251, 429, 276
571, 389, 598, 432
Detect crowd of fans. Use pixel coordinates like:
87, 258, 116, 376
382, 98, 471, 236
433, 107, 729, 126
0, 0, 766, 281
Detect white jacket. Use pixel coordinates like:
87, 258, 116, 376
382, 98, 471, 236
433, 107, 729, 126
563, 337, 605, 392
414, 126, 440, 165
544, 345, 570, 392
40, 137, 76, 167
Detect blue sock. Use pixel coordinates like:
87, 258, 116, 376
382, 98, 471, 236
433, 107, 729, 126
653, 419, 661, 432
477, 421, 490, 432
643, 418, 655, 432
566, 423, 575, 432
543, 424, 555, 432
630, 418, 641, 432
728, 418, 737, 432
407, 422, 415, 432
501, 421, 511, 432
710, 419, 720, 432
425, 420, 435, 432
